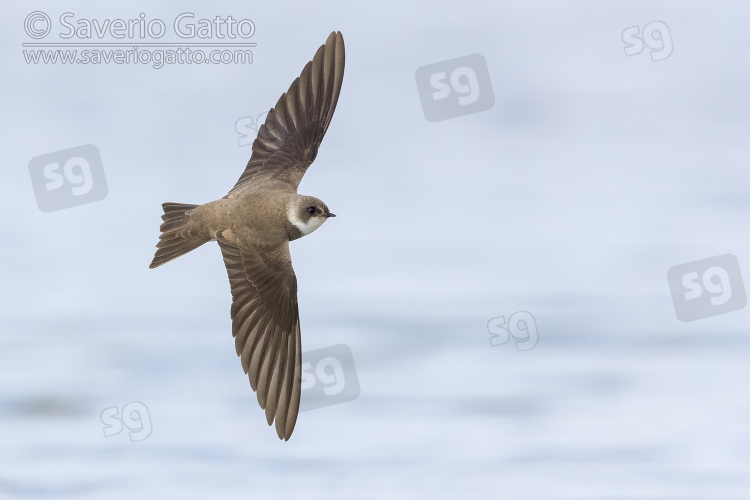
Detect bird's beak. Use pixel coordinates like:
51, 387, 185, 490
325, 213, 337, 218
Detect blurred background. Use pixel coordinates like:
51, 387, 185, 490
1, 1, 748, 498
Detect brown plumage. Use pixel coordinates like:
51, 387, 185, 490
149, 32, 345, 440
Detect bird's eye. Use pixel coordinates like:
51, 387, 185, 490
307, 207, 316, 214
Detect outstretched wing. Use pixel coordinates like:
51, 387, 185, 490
218, 237, 302, 440
228, 31, 345, 195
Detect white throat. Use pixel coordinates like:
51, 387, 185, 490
288, 206, 325, 236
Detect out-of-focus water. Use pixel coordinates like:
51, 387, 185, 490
1, 313, 747, 499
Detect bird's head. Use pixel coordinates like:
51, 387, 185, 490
288, 195, 336, 238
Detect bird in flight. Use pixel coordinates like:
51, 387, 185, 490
149, 32, 345, 440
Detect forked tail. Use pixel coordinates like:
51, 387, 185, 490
149, 202, 208, 269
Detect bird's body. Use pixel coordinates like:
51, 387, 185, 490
185, 191, 311, 247
149, 32, 345, 440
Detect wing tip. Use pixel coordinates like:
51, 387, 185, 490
327, 31, 345, 56
271, 415, 296, 441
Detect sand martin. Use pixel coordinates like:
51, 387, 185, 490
149, 32, 345, 440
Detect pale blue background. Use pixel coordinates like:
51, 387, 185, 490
1, 1, 748, 499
